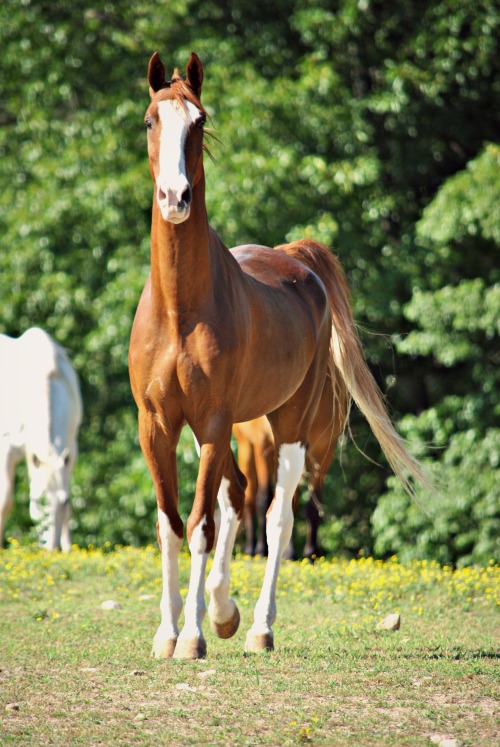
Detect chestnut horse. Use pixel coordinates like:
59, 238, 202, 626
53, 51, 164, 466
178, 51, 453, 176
129, 52, 428, 660
234, 369, 347, 559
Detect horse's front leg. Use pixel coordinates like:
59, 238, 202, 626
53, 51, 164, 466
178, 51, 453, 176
138, 412, 183, 659
154, 502, 184, 659
60, 499, 72, 553
245, 441, 306, 653
0, 447, 17, 548
206, 451, 245, 638
174, 435, 237, 660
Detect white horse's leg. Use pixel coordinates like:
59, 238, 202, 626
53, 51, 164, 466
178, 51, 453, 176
0, 447, 18, 548
60, 500, 72, 552
39, 493, 64, 551
245, 442, 305, 652
173, 517, 209, 659
152, 508, 184, 659
39, 509, 59, 551
0, 474, 14, 549
206, 477, 241, 638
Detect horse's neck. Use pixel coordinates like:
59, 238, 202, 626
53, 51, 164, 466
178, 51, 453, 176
150, 179, 214, 315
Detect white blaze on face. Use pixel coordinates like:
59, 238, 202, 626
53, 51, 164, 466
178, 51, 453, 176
156, 99, 201, 223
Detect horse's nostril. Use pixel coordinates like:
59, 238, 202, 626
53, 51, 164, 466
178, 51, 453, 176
158, 187, 167, 201
179, 186, 191, 207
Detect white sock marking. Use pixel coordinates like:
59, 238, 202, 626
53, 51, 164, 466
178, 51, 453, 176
177, 517, 208, 643
154, 509, 183, 649
206, 477, 240, 624
248, 442, 305, 638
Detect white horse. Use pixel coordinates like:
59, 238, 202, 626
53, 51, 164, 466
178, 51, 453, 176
0, 328, 82, 550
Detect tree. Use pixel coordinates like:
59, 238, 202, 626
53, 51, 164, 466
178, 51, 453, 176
373, 145, 500, 565
0, 0, 498, 558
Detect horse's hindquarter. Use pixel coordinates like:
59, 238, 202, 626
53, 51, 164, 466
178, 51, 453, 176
227, 244, 331, 421
231, 244, 329, 325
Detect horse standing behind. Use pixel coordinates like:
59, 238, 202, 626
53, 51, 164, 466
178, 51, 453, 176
129, 52, 430, 660
0, 328, 82, 550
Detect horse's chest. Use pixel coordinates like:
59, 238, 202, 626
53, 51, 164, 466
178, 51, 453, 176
144, 341, 217, 411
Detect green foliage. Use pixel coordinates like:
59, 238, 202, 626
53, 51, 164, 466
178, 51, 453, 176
372, 429, 500, 566
374, 146, 500, 565
0, 1, 498, 559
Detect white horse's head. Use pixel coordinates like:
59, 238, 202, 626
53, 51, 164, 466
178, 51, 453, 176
26, 440, 76, 550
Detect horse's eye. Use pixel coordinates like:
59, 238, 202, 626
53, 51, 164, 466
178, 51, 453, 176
32, 455, 41, 468
145, 117, 153, 130
64, 453, 71, 467
197, 116, 206, 129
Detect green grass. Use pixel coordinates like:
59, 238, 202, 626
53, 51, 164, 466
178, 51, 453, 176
1, 543, 498, 746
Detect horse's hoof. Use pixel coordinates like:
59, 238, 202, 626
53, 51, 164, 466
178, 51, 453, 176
244, 632, 274, 653
210, 603, 240, 639
151, 637, 177, 659
173, 637, 207, 660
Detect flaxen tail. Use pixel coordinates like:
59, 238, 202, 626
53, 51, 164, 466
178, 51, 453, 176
276, 239, 431, 494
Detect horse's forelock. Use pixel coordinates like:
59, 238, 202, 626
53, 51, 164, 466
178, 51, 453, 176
155, 79, 206, 119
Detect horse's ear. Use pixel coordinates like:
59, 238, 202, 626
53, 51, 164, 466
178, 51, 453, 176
148, 51, 166, 96
186, 52, 203, 100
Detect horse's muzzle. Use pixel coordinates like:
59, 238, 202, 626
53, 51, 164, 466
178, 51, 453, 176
157, 184, 192, 224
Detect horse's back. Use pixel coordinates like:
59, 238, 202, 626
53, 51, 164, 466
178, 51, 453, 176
20, 327, 59, 377
0, 329, 82, 444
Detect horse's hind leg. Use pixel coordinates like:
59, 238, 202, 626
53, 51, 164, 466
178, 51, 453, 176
303, 371, 347, 558
236, 433, 258, 555
0, 448, 17, 548
206, 450, 246, 639
245, 340, 330, 653
253, 433, 274, 556
282, 486, 300, 561
245, 438, 306, 652
303, 444, 332, 559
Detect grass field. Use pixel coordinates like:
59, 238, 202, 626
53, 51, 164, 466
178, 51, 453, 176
1, 542, 498, 746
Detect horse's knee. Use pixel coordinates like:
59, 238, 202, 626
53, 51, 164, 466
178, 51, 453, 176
157, 508, 184, 553
187, 513, 215, 553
